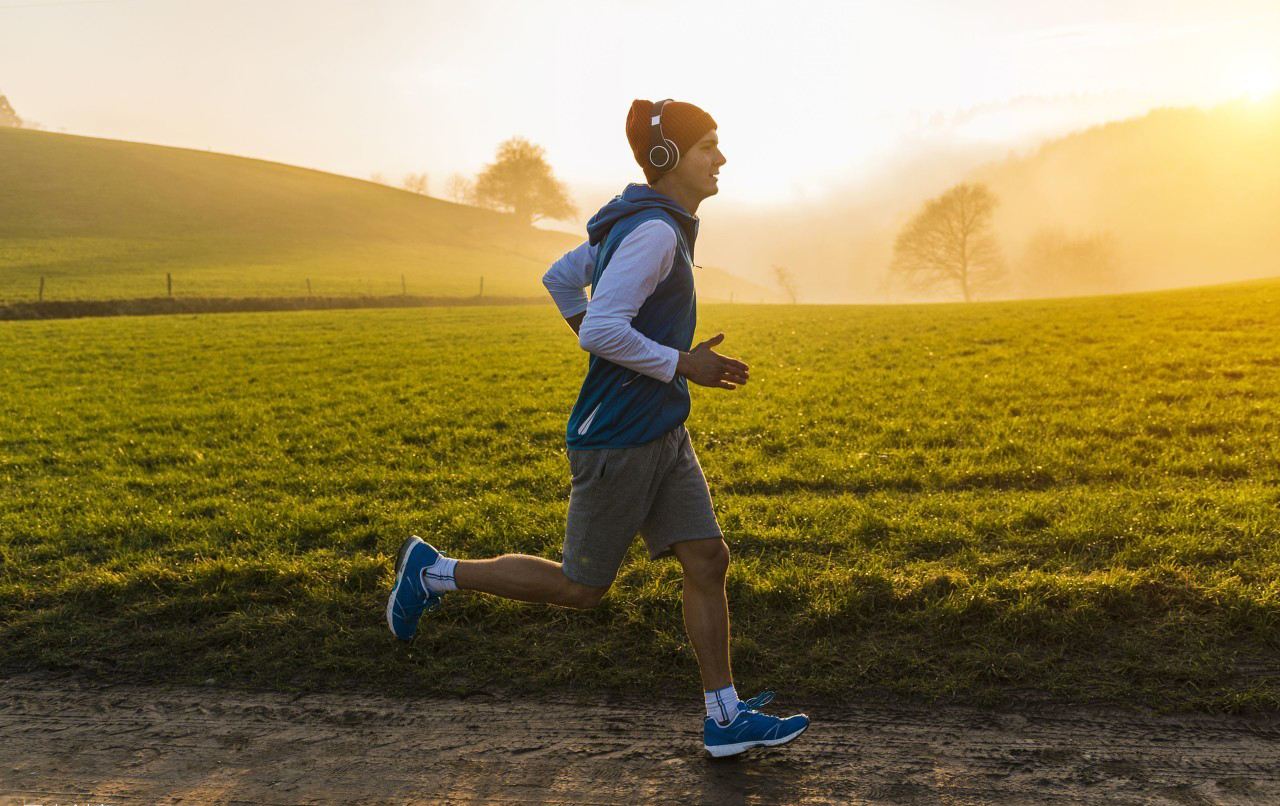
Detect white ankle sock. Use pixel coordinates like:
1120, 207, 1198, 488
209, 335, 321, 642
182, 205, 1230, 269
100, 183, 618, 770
420, 555, 458, 594
705, 685, 741, 726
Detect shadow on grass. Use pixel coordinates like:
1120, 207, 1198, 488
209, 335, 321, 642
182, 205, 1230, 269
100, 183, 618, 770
3, 554, 1277, 710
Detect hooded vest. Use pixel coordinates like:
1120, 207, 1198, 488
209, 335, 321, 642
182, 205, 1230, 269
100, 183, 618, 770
565, 184, 700, 449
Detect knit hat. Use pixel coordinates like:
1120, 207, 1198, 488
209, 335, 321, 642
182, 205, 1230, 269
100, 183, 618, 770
626, 99, 717, 184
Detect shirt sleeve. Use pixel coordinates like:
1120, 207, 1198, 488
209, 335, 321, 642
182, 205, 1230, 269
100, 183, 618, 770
541, 240, 597, 318
576, 219, 681, 383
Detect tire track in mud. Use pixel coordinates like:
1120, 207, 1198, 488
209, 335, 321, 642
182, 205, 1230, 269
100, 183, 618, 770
2, 674, 1277, 805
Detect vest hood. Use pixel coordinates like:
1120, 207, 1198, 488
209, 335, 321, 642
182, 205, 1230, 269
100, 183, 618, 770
586, 183, 699, 248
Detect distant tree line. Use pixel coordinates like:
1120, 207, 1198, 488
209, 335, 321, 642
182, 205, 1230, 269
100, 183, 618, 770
401, 172, 429, 195
0, 93, 32, 129
369, 136, 576, 228
888, 182, 1122, 302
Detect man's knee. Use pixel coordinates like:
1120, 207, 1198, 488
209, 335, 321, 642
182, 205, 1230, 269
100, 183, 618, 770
677, 538, 730, 585
559, 575, 609, 609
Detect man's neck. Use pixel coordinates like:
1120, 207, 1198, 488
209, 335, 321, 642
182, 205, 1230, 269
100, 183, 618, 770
652, 180, 702, 217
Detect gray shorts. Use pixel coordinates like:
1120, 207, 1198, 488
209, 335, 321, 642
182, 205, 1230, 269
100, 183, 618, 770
562, 424, 723, 588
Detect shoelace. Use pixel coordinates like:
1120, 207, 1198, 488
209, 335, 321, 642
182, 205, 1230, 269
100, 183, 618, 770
740, 690, 775, 711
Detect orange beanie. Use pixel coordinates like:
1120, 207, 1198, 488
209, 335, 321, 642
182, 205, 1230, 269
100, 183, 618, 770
626, 99, 717, 184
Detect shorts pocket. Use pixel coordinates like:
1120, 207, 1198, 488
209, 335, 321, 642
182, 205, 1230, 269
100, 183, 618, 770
569, 448, 607, 485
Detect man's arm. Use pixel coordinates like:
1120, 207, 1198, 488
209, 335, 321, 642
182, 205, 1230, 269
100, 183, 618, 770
576, 220, 681, 381
542, 241, 596, 332
565, 311, 584, 335
576, 220, 749, 389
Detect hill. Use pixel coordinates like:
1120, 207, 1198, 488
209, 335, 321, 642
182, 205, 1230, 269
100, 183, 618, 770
0, 128, 772, 303
696, 97, 1280, 302
972, 98, 1280, 297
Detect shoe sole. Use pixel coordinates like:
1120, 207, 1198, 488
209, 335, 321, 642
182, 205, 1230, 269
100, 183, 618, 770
386, 536, 424, 639
705, 722, 809, 758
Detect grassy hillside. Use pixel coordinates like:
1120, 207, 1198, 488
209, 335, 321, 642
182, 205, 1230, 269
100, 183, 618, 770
0, 128, 772, 303
2, 280, 1278, 709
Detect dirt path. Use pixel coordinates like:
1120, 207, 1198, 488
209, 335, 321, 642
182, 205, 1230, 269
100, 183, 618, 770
2, 674, 1277, 805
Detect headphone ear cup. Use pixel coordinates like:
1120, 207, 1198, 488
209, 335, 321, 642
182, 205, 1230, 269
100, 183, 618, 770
648, 143, 673, 170
663, 138, 680, 171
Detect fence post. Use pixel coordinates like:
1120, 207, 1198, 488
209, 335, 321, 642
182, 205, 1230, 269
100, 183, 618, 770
478, 275, 484, 298
38, 276, 45, 303
401, 274, 407, 296
306, 278, 312, 297
166, 273, 173, 298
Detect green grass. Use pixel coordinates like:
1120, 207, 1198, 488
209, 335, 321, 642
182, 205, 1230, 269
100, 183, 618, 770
2, 282, 1279, 710
0, 128, 771, 304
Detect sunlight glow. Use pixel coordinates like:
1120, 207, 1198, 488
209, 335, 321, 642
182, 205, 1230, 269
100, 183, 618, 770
1226, 52, 1280, 102
3, 1, 1280, 206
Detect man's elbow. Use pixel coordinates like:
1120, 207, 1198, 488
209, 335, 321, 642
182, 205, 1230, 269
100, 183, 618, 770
577, 322, 599, 353
577, 318, 614, 355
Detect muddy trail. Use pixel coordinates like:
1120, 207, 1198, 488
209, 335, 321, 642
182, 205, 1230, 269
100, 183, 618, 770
2, 674, 1277, 805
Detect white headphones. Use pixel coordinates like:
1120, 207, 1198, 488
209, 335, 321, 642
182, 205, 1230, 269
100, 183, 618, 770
647, 98, 679, 173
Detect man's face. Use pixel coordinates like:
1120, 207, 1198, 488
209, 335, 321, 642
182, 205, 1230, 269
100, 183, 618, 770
668, 128, 726, 200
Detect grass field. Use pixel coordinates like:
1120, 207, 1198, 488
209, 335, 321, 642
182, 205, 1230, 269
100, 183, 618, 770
0, 128, 771, 304
2, 281, 1279, 710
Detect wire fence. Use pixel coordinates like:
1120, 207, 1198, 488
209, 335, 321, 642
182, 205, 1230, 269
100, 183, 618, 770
0, 273, 557, 320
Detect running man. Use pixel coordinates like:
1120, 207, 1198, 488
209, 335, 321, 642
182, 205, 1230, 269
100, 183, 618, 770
386, 99, 809, 758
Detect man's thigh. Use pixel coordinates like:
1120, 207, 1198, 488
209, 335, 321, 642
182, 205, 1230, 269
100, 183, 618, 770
562, 438, 666, 587
641, 427, 723, 561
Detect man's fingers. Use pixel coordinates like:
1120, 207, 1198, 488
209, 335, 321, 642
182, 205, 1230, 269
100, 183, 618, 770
708, 351, 748, 372
713, 379, 737, 390
716, 357, 750, 378
697, 333, 725, 350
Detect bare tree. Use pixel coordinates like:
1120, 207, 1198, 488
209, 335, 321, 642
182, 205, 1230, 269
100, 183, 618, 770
889, 183, 1005, 302
771, 264, 799, 304
368, 172, 388, 185
473, 137, 576, 226
0, 94, 22, 128
401, 172, 429, 195
444, 172, 475, 205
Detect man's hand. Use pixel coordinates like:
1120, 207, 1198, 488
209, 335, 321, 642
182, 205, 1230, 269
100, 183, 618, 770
676, 333, 750, 389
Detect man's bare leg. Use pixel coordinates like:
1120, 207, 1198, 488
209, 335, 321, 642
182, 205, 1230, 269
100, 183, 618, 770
672, 538, 733, 691
454, 555, 607, 609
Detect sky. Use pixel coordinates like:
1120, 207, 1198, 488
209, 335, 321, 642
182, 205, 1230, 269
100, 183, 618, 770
3, 0, 1280, 208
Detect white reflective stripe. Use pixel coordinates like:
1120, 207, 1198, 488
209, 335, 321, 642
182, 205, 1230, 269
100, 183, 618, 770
577, 402, 602, 436
651, 114, 662, 125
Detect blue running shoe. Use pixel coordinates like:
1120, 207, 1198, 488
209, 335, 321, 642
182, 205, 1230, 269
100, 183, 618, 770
385, 535, 443, 641
703, 691, 810, 758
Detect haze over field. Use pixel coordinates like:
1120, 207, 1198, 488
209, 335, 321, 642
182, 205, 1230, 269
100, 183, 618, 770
699, 99, 1280, 301
2, 0, 1279, 301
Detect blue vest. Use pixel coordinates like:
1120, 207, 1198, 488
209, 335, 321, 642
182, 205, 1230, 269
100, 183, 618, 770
566, 188, 699, 449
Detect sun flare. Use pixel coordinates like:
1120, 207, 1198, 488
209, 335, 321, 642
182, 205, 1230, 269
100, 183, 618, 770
1227, 52, 1280, 102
